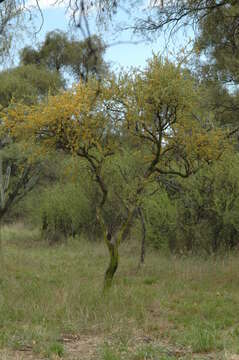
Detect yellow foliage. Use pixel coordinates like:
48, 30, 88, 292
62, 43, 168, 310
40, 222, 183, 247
0, 56, 230, 179
1, 79, 118, 160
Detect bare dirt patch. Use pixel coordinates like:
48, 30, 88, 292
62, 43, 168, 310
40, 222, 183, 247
0, 335, 102, 360
226, 355, 239, 360
0, 349, 43, 360
63, 334, 102, 360
0, 335, 236, 359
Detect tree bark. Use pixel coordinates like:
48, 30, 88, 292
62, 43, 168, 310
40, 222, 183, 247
138, 207, 146, 269
104, 238, 119, 290
100, 209, 135, 291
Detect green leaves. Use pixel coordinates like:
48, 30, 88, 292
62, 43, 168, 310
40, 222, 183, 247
20, 31, 107, 82
0, 64, 63, 108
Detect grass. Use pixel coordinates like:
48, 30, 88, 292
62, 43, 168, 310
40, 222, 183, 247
0, 223, 239, 359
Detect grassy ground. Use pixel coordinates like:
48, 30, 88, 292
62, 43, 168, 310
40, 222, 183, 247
0, 223, 239, 359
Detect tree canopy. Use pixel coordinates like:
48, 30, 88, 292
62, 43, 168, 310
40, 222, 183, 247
0, 64, 64, 109
20, 30, 107, 82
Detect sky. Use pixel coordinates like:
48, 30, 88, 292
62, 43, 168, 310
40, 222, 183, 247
22, 0, 191, 71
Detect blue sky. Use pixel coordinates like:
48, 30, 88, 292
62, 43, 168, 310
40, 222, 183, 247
24, 1, 191, 71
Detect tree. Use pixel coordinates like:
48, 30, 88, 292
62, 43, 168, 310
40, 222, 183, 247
0, 0, 20, 58
0, 64, 64, 109
127, 1, 239, 133
0, 56, 229, 289
20, 30, 107, 82
124, 1, 237, 37
193, 1, 239, 83
192, 2, 239, 130
0, 1, 51, 243
0, 142, 41, 253
171, 151, 239, 253
20, 31, 69, 72
0, 144, 40, 219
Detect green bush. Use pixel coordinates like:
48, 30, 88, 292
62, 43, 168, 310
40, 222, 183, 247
174, 153, 239, 253
40, 182, 98, 243
143, 188, 177, 251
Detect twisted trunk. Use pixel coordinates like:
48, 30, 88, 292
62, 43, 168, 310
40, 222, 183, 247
98, 208, 135, 291
104, 238, 119, 289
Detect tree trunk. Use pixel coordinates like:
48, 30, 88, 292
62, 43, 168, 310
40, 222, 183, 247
104, 239, 119, 290
100, 209, 135, 291
0, 212, 6, 254
212, 224, 222, 253
0, 219, 2, 254
138, 207, 146, 268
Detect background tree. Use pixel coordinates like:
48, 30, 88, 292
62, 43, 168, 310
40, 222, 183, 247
20, 30, 108, 83
0, 142, 41, 253
170, 151, 239, 253
192, 1, 239, 131
0, 0, 24, 61
126, 1, 237, 37
0, 64, 64, 109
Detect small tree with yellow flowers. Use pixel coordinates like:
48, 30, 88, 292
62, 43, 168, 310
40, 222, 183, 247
1, 56, 229, 289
